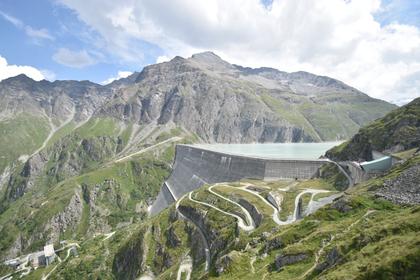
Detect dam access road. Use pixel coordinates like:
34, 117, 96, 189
150, 144, 351, 215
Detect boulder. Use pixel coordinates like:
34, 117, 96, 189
274, 253, 308, 271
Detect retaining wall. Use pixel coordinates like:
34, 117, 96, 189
150, 145, 329, 215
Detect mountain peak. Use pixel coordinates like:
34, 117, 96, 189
0, 74, 40, 89
189, 51, 234, 71
191, 51, 221, 60
190, 51, 228, 64
3, 74, 34, 83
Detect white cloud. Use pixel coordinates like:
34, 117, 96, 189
0, 10, 54, 41
40, 69, 57, 81
53, 48, 96, 68
0, 11, 23, 28
0, 55, 46, 81
57, 0, 420, 104
25, 26, 54, 41
101, 70, 133, 84
156, 55, 171, 63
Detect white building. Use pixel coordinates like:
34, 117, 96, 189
44, 244, 55, 266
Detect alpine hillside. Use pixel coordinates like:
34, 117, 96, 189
0, 52, 401, 280
0, 93, 417, 280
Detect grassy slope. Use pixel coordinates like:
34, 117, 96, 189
327, 97, 420, 161
0, 113, 50, 173
157, 159, 419, 279
0, 153, 172, 255
0, 115, 193, 258
260, 92, 396, 142
6, 154, 418, 280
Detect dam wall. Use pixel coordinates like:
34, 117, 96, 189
150, 145, 329, 215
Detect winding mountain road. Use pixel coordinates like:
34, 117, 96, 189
208, 184, 255, 229
236, 184, 333, 225
325, 159, 354, 187
236, 185, 288, 225
188, 192, 255, 231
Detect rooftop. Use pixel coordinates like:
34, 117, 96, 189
44, 244, 55, 257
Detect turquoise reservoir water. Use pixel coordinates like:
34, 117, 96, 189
194, 142, 343, 160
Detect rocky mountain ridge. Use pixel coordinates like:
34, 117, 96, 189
99, 52, 396, 143
1, 52, 396, 148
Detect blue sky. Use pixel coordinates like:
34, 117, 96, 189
0, 0, 419, 104
377, 0, 420, 27
0, 0, 162, 82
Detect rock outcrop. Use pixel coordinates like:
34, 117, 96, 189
4, 134, 121, 205
4, 151, 48, 202
113, 229, 145, 280
262, 236, 283, 254
238, 198, 263, 227
274, 253, 308, 270
166, 225, 181, 248
315, 247, 342, 272
45, 190, 84, 243
331, 196, 353, 213
215, 254, 233, 275
178, 204, 238, 260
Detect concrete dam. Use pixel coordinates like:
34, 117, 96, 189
150, 144, 337, 215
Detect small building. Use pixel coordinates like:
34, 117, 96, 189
44, 244, 55, 266
29, 251, 46, 268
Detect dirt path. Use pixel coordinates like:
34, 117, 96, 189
325, 159, 354, 187
28, 107, 75, 160
176, 255, 192, 280
292, 189, 331, 220
250, 256, 256, 274
237, 185, 287, 225
114, 136, 182, 163
102, 231, 115, 241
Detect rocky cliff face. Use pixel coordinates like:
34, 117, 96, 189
44, 190, 84, 243
98, 52, 395, 143
3, 133, 121, 204
1, 152, 47, 205
99, 56, 309, 143
178, 204, 238, 260
113, 228, 145, 280
0, 52, 396, 176
0, 75, 112, 123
